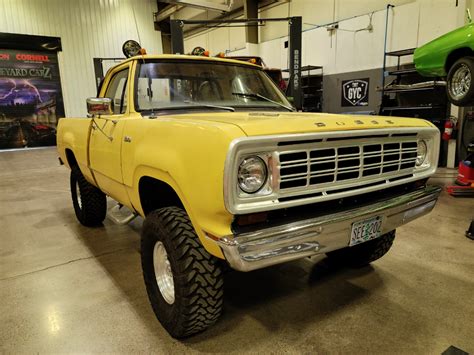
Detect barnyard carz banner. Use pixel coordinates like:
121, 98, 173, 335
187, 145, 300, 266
0, 49, 64, 149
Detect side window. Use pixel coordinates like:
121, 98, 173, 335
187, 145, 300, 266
105, 68, 129, 114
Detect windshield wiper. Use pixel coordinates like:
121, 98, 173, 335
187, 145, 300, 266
182, 100, 235, 112
232, 92, 295, 112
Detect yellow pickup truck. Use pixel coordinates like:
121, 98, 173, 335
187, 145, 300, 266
57, 53, 441, 338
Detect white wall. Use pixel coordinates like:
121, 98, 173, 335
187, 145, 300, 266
184, 16, 247, 54
0, 0, 162, 117
184, 0, 467, 76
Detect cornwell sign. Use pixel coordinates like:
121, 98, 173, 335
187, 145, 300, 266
341, 78, 369, 106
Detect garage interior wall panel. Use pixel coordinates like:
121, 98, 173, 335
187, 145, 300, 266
258, 3, 290, 43
302, 28, 334, 71
417, 0, 466, 46
334, 0, 415, 20
257, 0, 417, 43
183, 16, 246, 54
228, 20, 246, 52
257, 38, 286, 69
209, 28, 230, 54
184, 33, 209, 54
0, 0, 161, 117
288, 0, 335, 29
183, 0, 467, 78
330, 11, 386, 74
386, 1, 420, 67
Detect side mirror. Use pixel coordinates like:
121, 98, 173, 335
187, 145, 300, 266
87, 97, 113, 116
468, 9, 472, 23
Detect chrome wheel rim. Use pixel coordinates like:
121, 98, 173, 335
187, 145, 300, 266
450, 64, 471, 99
153, 241, 175, 305
76, 182, 82, 209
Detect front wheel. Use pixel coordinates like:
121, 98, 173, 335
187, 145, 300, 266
141, 207, 224, 338
326, 230, 396, 267
447, 57, 474, 106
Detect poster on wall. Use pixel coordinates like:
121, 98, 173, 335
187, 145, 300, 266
341, 78, 369, 107
0, 49, 64, 149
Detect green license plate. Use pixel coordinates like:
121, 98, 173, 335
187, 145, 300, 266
350, 216, 383, 246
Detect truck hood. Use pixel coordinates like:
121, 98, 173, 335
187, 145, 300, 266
164, 111, 433, 136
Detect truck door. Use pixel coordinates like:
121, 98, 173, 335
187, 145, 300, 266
88, 64, 130, 202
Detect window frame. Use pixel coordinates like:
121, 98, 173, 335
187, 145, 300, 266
133, 59, 288, 113
104, 68, 129, 115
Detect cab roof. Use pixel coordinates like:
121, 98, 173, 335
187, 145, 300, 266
121, 54, 262, 68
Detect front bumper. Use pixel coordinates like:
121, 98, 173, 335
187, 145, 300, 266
217, 185, 442, 272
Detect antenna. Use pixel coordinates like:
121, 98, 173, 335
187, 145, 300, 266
130, 1, 146, 64
131, 1, 142, 46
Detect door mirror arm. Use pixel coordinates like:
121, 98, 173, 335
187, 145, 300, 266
91, 117, 114, 142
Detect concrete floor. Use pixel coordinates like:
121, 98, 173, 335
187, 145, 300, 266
1, 147, 473, 353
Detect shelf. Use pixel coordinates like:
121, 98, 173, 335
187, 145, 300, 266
301, 65, 323, 71
387, 68, 417, 75
301, 74, 323, 79
282, 65, 323, 72
385, 48, 416, 57
381, 105, 445, 111
381, 86, 445, 94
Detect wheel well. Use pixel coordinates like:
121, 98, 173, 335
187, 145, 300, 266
139, 177, 184, 216
445, 47, 474, 72
65, 149, 78, 168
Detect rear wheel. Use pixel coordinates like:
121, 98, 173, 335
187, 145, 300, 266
326, 230, 396, 267
70, 167, 107, 226
447, 57, 474, 106
141, 207, 224, 338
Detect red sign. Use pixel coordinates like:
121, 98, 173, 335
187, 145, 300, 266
15, 53, 49, 62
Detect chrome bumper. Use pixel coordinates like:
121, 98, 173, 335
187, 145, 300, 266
217, 185, 442, 272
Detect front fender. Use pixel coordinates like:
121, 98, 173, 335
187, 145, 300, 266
126, 165, 226, 258
121, 117, 247, 259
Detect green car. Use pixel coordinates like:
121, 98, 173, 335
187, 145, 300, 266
414, 18, 474, 106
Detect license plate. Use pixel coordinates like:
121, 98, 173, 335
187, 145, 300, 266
350, 216, 383, 246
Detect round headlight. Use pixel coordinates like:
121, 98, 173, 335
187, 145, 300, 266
416, 140, 428, 166
238, 156, 267, 194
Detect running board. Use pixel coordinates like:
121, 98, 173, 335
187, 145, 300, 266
107, 204, 138, 225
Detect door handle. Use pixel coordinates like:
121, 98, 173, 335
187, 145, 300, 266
124, 136, 132, 143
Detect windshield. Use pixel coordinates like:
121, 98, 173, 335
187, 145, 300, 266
135, 60, 292, 113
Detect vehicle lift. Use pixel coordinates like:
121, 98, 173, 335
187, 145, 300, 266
169, 17, 303, 111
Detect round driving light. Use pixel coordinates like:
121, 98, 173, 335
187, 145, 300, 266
238, 156, 267, 193
416, 140, 428, 166
122, 40, 142, 58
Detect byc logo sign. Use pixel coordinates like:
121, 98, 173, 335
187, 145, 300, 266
341, 78, 369, 106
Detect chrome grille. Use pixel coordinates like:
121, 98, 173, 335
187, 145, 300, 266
279, 141, 418, 190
